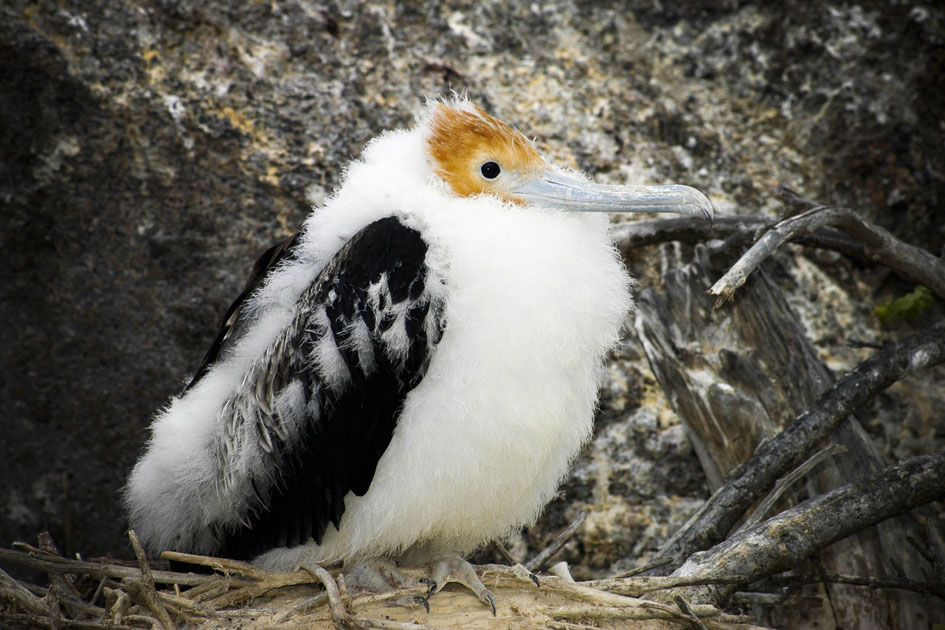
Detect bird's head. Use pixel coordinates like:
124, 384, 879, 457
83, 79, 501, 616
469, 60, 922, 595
424, 100, 713, 221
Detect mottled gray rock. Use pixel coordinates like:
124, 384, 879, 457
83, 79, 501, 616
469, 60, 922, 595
2, 3, 942, 611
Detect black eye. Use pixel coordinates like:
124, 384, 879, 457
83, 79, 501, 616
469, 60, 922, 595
480, 161, 501, 179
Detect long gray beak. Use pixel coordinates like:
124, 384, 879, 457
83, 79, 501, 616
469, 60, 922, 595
512, 170, 714, 221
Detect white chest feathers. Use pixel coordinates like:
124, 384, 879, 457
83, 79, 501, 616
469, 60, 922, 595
255, 201, 632, 568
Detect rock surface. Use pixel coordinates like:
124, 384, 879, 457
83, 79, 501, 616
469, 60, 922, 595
2, 0, 943, 620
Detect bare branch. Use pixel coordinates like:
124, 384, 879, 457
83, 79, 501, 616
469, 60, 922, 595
525, 512, 586, 572
771, 570, 945, 602
299, 564, 355, 628
610, 556, 675, 579
735, 443, 847, 534
491, 540, 518, 566
0, 548, 230, 587
0, 567, 49, 617
159, 550, 270, 580
612, 215, 866, 261
707, 199, 945, 306
613, 216, 769, 252
127, 530, 174, 629
657, 324, 945, 568
664, 451, 945, 605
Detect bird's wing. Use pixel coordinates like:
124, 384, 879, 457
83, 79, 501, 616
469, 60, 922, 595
208, 216, 446, 560
186, 232, 301, 390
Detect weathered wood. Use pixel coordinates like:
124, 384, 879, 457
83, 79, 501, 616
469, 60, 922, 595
664, 451, 945, 604
707, 203, 945, 305
0, 548, 233, 587
612, 216, 867, 265
655, 316, 945, 563
633, 243, 942, 629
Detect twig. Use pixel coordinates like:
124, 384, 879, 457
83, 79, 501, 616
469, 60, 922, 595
666, 451, 945, 605
300, 564, 359, 629
610, 556, 675, 579
673, 595, 709, 630
202, 571, 319, 609
159, 550, 269, 580
656, 324, 945, 570
534, 600, 699, 625
491, 540, 517, 566
612, 215, 866, 261
546, 621, 602, 630
20, 579, 108, 619
0, 612, 135, 630
127, 531, 174, 629
707, 196, 945, 306
104, 587, 129, 625
525, 512, 587, 572
0, 567, 50, 616
0, 548, 226, 587
123, 614, 164, 629
586, 574, 747, 596
127, 531, 156, 592
178, 576, 234, 602
275, 592, 329, 623
727, 591, 820, 606
735, 443, 847, 533
613, 215, 770, 251
156, 589, 219, 619
770, 570, 945, 602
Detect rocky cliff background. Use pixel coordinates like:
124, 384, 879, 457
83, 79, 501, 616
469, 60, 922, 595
2, 0, 943, 602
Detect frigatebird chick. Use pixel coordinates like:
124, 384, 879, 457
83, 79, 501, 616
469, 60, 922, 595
125, 98, 713, 612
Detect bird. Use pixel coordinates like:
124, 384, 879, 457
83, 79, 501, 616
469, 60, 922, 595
124, 97, 712, 610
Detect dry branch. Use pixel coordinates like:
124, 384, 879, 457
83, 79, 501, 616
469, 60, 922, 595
525, 511, 586, 573
770, 570, 945, 601
656, 324, 945, 569
665, 451, 945, 605
612, 215, 866, 262
2, 542, 761, 629
734, 443, 846, 534
707, 195, 945, 306
127, 531, 174, 629
0, 548, 230, 587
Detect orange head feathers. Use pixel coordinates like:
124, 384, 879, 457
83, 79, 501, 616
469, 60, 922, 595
425, 103, 545, 202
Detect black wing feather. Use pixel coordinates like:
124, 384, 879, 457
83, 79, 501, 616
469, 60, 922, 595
209, 216, 443, 560
187, 233, 301, 390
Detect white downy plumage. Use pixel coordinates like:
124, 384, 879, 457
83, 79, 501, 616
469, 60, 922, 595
125, 98, 711, 582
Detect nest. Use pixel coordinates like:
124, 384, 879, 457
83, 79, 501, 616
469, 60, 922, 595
0, 529, 761, 630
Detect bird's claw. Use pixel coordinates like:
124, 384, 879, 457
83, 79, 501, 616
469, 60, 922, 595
509, 562, 540, 588
484, 591, 496, 616
418, 577, 437, 599
413, 595, 430, 613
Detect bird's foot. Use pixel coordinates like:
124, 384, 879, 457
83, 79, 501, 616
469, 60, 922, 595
344, 557, 430, 612
425, 553, 496, 616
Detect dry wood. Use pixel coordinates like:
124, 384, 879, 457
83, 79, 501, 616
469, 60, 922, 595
656, 323, 945, 566
525, 511, 586, 573
634, 240, 941, 628
707, 196, 945, 306
126, 531, 174, 629
734, 443, 846, 534
0, 567, 49, 617
663, 451, 945, 605
0, 548, 226, 587
1, 542, 761, 629
612, 215, 865, 261
770, 569, 945, 601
